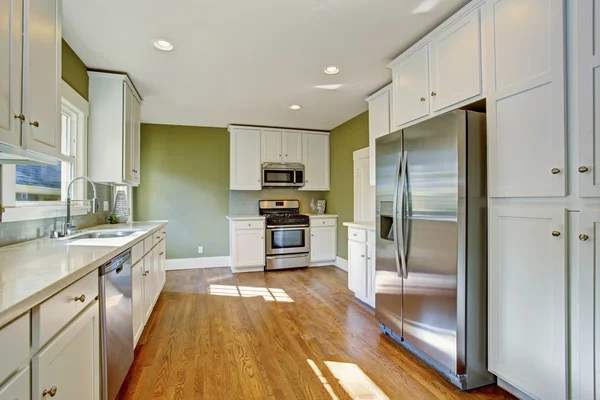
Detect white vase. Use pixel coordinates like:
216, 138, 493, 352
113, 190, 129, 223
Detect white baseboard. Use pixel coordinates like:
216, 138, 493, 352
310, 261, 336, 267
230, 266, 265, 274
335, 257, 348, 271
165, 256, 231, 271
497, 378, 535, 400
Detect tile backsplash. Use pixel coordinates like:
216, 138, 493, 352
0, 183, 113, 248
229, 189, 328, 215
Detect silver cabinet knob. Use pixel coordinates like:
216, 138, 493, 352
14, 113, 25, 122
43, 386, 58, 397
248, 223, 251, 227
29, 120, 39, 127
353, 233, 357, 236
420, 97, 426, 102
579, 234, 590, 241
431, 92, 437, 96
579, 166, 589, 173
551, 168, 561, 174
361, 254, 365, 258
552, 230, 561, 237
74, 294, 86, 303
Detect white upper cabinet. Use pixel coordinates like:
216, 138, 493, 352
392, 45, 430, 129
282, 131, 303, 163
486, 0, 566, 197
578, 0, 600, 197
230, 127, 262, 190
429, 7, 482, 112
0, 0, 23, 149
301, 133, 330, 191
366, 84, 392, 187
88, 72, 142, 186
261, 130, 282, 163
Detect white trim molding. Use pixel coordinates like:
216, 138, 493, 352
335, 257, 348, 271
165, 256, 231, 271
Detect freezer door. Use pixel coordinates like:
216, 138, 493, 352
402, 110, 464, 375
375, 130, 404, 336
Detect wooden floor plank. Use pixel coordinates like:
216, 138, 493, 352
118, 266, 515, 400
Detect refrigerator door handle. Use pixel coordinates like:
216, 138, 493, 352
392, 153, 403, 278
398, 151, 408, 279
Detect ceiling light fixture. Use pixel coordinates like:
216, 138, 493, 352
324, 66, 340, 75
153, 40, 174, 51
289, 105, 302, 110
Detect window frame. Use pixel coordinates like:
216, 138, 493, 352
1, 81, 90, 222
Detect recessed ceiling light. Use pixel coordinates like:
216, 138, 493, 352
324, 66, 340, 75
153, 40, 174, 51
289, 105, 302, 110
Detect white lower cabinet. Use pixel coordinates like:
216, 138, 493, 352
488, 205, 567, 399
132, 258, 144, 347
309, 216, 337, 263
0, 367, 30, 400
32, 301, 100, 400
142, 251, 155, 323
229, 219, 266, 272
346, 227, 375, 308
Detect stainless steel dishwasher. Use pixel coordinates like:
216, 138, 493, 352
99, 250, 133, 400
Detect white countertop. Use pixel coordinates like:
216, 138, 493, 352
226, 215, 265, 221
0, 221, 167, 327
343, 221, 376, 230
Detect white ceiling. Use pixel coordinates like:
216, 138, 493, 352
62, 0, 469, 130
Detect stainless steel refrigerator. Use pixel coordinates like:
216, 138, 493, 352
375, 110, 495, 390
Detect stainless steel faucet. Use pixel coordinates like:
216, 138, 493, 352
64, 176, 99, 236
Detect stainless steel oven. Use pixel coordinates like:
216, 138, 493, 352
262, 163, 304, 188
266, 225, 310, 255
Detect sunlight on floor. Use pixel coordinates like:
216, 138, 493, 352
208, 285, 294, 302
307, 359, 339, 400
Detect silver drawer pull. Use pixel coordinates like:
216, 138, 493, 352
552, 230, 561, 237
74, 294, 86, 303
43, 386, 57, 397
579, 166, 589, 173
579, 234, 589, 241
551, 168, 561, 175
353, 233, 357, 236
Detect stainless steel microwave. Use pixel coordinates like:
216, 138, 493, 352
262, 163, 305, 188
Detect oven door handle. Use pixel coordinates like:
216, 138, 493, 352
266, 225, 310, 229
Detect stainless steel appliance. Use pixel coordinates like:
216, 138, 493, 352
375, 110, 494, 390
99, 250, 134, 400
260, 200, 310, 270
262, 163, 305, 188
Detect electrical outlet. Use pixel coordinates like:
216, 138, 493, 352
198, 246, 204, 254
103, 201, 109, 211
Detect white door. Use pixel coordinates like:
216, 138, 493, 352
354, 150, 375, 222
261, 130, 282, 163
131, 260, 144, 347
392, 45, 430, 129
123, 84, 135, 184
230, 128, 262, 190
282, 131, 302, 163
22, 0, 62, 158
348, 240, 367, 301
302, 133, 330, 191
310, 227, 336, 262
0, 0, 23, 148
233, 229, 264, 267
578, 0, 600, 197
32, 303, 100, 400
0, 367, 30, 400
488, 206, 567, 399
142, 252, 154, 323
132, 96, 141, 185
486, 0, 566, 197
367, 86, 391, 186
430, 7, 482, 112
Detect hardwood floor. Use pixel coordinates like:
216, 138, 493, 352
118, 266, 515, 400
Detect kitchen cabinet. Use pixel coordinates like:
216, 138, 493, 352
488, 205, 567, 399
309, 216, 337, 263
301, 133, 330, 191
229, 218, 265, 272
353, 148, 375, 222
229, 127, 262, 190
261, 130, 303, 164
346, 226, 375, 308
282, 131, 303, 163
578, 0, 600, 197
152, 243, 165, 304
88, 72, 142, 186
32, 300, 100, 400
0, 367, 29, 400
261, 130, 282, 163
131, 257, 144, 347
392, 45, 430, 128
366, 84, 392, 187
142, 252, 155, 323
485, 0, 566, 197
158, 239, 166, 289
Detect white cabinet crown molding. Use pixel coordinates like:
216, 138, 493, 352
87, 71, 143, 103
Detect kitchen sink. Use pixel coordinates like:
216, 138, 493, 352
66, 230, 139, 240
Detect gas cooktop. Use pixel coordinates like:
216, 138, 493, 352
258, 200, 310, 226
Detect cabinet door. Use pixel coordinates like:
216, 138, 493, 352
32, 302, 100, 400
486, 0, 566, 197
261, 130, 282, 163
158, 240, 166, 289
578, 0, 600, 197
142, 252, 154, 323
367, 86, 391, 186
230, 128, 261, 190
152, 245, 162, 303
132, 96, 141, 185
488, 206, 566, 399
392, 45, 430, 129
282, 131, 302, 163
310, 227, 336, 263
302, 133, 330, 191
0, 367, 30, 400
430, 7, 482, 112
22, 0, 62, 158
348, 240, 368, 301
354, 154, 375, 222
0, 0, 23, 148
232, 229, 264, 267
131, 260, 144, 347
123, 84, 135, 184
367, 230, 376, 307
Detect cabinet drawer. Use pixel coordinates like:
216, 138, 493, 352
311, 218, 336, 227
233, 220, 265, 230
0, 313, 30, 385
32, 270, 98, 350
0, 366, 30, 400
131, 242, 144, 266
152, 230, 163, 247
143, 236, 153, 254
348, 228, 367, 242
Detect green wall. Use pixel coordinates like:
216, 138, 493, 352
325, 111, 370, 260
61, 39, 89, 100
133, 124, 230, 259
